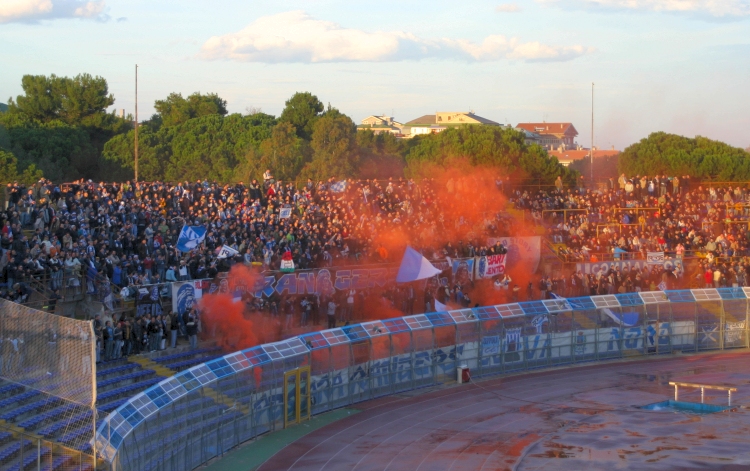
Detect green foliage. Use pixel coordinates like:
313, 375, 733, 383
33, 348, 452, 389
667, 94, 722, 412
7, 74, 115, 125
404, 125, 577, 184
0, 149, 43, 186
102, 112, 278, 183
153, 92, 228, 128
279, 92, 324, 141
302, 113, 358, 181
1, 73, 129, 181
619, 132, 750, 180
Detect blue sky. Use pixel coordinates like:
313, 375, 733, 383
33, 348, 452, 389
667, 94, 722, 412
1, 0, 749, 150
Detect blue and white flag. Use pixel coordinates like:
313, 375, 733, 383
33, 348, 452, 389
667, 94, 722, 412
396, 246, 442, 283
330, 180, 347, 193
176, 225, 207, 252
279, 207, 292, 219
217, 245, 239, 259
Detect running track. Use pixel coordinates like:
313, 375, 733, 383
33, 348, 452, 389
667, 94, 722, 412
258, 351, 750, 471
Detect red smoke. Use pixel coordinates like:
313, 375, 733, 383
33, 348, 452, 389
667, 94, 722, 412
199, 264, 278, 352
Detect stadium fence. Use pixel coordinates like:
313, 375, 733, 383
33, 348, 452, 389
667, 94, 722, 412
0, 299, 97, 470
97, 288, 749, 471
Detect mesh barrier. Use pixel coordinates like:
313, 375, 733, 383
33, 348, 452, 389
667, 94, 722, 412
0, 299, 97, 463
98, 290, 750, 471
0, 299, 96, 407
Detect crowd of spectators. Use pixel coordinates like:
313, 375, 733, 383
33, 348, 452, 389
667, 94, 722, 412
0, 172, 517, 301
518, 173, 750, 297
5, 171, 750, 327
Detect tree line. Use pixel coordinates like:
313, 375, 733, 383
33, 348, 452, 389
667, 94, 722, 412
0, 73, 592, 186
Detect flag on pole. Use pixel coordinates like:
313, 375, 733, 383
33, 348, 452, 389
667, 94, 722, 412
217, 245, 239, 259
396, 246, 442, 282
434, 298, 447, 312
176, 225, 207, 252
330, 180, 347, 193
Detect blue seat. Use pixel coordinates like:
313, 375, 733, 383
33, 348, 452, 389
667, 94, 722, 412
167, 355, 221, 371
0, 391, 39, 409
96, 363, 140, 378
97, 369, 155, 389
96, 377, 162, 404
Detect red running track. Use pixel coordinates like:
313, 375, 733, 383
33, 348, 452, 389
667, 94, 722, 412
258, 351, 750, 471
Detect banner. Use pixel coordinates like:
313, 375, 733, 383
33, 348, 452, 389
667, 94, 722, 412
176, 225, 207, 252
279, 207, 292, 219
136, 284, 164, 317
208, 265, 399, 298
487, 237, 542, 274
172, 280, 204, 316
452, 258, 474, 285
576, 258, 683, 276
647, 252, 665, 264
476, 254, 507, 279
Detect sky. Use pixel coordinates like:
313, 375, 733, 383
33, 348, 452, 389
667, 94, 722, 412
1, 0, 749, 150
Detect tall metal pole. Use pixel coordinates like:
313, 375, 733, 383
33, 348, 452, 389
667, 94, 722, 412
135, 64, 139, 183
590, 82, 594, 183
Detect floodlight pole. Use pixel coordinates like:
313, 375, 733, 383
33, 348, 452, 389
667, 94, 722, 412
590, 82, 594, 183
135, 64, 139, 183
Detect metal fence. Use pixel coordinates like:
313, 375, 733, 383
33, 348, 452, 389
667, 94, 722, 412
97, 287, 750, 471
0, 428, 93, 471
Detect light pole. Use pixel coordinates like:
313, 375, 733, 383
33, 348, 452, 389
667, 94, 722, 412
590, 82, 594, 183
134, 64, 139, 183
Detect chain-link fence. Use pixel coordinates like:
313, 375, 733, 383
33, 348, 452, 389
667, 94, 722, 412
0, 427, 93, 471
0, 299, 97, 468
98, 287, 750, 471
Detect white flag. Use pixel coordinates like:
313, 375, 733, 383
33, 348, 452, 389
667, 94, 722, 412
217, 245, 239, 259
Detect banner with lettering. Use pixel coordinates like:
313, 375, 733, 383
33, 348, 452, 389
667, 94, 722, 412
575, 258, 683, 277
487, 237, 542, 274
475, 254, 507, 279
647, 252, 665, 264
135, 284, 164, 317
207, 265, 399, 299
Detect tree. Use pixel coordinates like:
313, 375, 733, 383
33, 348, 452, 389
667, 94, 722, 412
103, 112, 277, 183
303, 113, 358, 180
279, 92, 324, 141
0, 149, 43, 186
1, 73, 129, 180
153, 92, 228, 128
256, 121, 306, 181
404, 125, 577, 185
7, 74, 114, 125
619, 132, 750, 180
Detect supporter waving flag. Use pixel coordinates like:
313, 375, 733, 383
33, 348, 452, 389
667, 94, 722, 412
330, 180, 347, 193
176, 225, 207, 252
216, 245, 239, 259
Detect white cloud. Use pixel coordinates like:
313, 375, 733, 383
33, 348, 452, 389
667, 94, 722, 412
537, 0, 750, 18
496, 3, 523, 12
200, 11, 591, 63
0, 0, 107, 23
